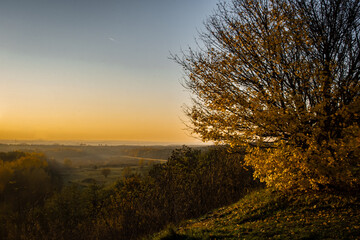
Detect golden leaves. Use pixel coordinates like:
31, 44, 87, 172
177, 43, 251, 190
175, 0, 360, 191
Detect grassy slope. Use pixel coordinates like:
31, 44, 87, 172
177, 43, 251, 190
151, 188, 360, 240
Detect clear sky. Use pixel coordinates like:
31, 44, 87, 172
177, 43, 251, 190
0, 0, 219, 144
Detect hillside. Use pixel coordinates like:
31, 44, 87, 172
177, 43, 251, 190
152, 188, 360, 240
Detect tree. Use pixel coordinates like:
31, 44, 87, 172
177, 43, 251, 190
63, 158, 73, 168
174, 0, 360, 190
0, 151, 55, 221
101, 168, 111, 178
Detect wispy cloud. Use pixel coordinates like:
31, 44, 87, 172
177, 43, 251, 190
108, 37, 119, 43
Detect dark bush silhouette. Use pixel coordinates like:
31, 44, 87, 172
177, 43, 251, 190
101, 168, 111, 178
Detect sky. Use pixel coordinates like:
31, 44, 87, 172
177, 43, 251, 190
0, 0, 220, 144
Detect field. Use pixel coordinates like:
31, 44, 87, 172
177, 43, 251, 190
60, 165, 147, 186
0, 143, 176, 186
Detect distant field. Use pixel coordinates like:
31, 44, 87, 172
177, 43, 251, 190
0, 143, 177, 186
0, 144, 175, 164
60, 165, 152, 186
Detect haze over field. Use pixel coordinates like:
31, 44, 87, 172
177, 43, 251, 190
0, 0, 218, 144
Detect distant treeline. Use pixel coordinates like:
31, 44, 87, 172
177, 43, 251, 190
0, 146, 262, 240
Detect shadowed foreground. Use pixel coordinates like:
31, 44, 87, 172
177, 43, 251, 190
151, 188, 360, 240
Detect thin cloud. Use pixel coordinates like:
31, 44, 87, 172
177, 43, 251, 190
108, 37, 119, 43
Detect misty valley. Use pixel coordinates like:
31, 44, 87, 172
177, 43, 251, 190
0, 144, 175, 186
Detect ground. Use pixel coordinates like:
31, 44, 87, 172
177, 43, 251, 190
151, 188, 360, 240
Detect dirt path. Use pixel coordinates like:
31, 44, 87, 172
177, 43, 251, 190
123, 155, 167, 162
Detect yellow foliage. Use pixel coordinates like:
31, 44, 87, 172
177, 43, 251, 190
245, 129, 360, 191
175, 0, 360, 191
0, 152, 49, 194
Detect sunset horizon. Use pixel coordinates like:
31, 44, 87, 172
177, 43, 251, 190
0, 0, 218, 144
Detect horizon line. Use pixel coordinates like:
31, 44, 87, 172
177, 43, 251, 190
0, 139, 212, 146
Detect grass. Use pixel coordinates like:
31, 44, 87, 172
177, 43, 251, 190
59, 164, 154, 186
150, 188, 360, 240
59, 166, 124, 185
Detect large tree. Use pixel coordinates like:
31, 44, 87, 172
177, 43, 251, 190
174, 0, 360, 190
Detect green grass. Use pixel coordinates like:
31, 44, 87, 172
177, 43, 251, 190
150, 188, 360, 240
59, 166, 123, 185
59, 164, 153, 186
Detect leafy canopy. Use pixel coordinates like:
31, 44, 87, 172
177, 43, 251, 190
174, 0, 360, 190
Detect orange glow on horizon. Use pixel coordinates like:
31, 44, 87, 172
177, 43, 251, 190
0, 108, 199, 143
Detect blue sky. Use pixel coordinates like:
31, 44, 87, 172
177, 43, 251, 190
0, 0, 220, 143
